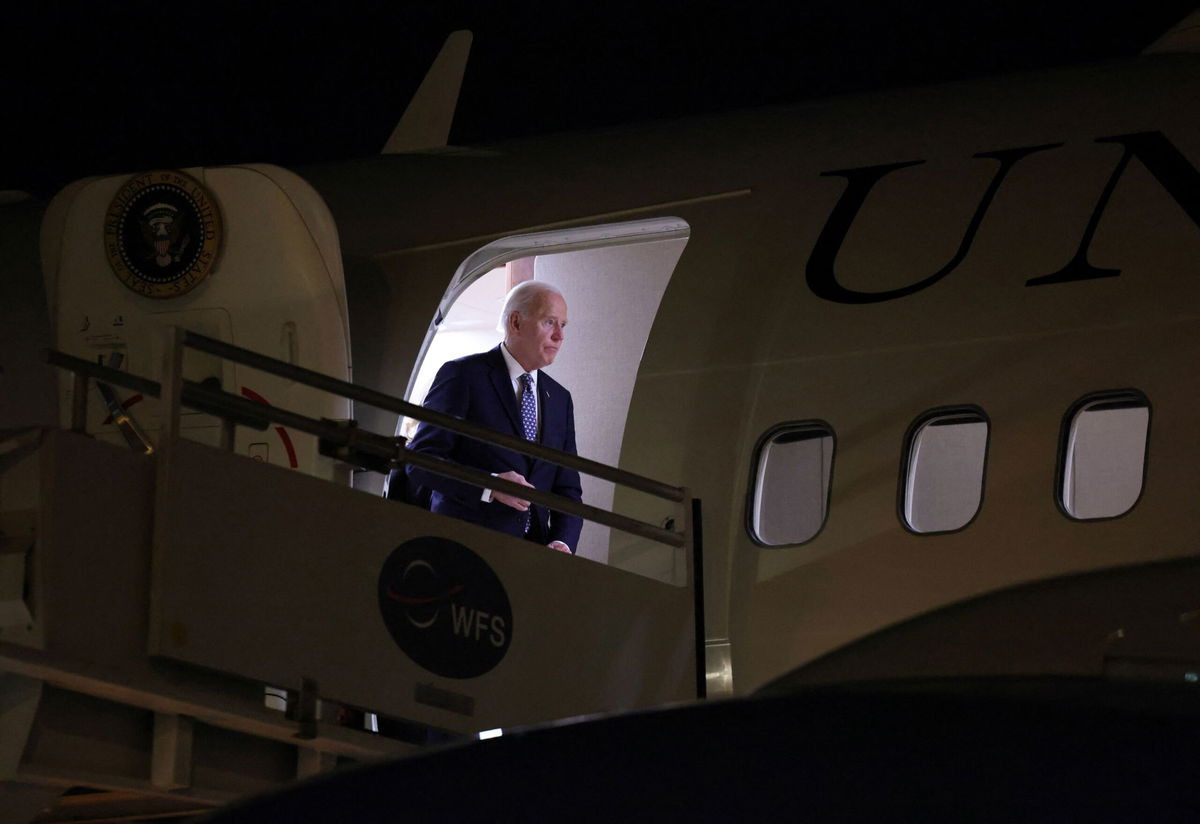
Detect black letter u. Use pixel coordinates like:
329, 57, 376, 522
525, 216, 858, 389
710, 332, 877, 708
806, 144, 1061, 304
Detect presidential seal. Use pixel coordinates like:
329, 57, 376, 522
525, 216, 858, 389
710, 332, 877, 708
103, 170, 223, 298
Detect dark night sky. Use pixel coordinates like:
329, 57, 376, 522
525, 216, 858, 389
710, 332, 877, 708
3, 1, 1196, 197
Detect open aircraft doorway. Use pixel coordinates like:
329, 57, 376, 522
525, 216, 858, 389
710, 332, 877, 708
399, 217, 690, 564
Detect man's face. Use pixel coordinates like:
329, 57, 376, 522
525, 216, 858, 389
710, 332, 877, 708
507, 291, 568, 371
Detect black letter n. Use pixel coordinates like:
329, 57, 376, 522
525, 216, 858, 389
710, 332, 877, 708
1026, 131, 1200, 287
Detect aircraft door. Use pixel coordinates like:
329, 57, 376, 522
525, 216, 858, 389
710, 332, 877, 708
401, 218, 690, 563
42, 164, 352, 480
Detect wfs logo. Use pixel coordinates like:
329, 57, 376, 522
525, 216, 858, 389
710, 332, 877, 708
377, 537, 512, 678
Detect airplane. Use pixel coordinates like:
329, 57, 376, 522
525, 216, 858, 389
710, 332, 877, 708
2, 9, 1200, 821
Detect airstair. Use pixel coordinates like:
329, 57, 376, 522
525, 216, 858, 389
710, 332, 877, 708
0, 329, 703, 818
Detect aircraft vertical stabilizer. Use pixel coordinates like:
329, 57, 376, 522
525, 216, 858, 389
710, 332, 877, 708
382, 30, 473, 154
1141, 8, 1200, 53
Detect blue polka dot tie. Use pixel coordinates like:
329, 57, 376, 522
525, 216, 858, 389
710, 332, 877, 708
519, 373, 537, 533
519, 373, 538, 442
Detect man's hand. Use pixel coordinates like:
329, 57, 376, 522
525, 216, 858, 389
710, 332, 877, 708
492, 470, 533, 511
547, 541, 572, 554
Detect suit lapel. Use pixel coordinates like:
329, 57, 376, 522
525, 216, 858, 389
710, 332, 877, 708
539, 385, 553, 444
539, 376, 563, 445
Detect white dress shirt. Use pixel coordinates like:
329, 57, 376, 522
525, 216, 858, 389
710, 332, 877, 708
481, 343, 539, 502
499, 342, 540, 428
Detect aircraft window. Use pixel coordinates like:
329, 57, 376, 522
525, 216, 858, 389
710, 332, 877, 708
1059, 391, 1150, 520
748, 422, 835, 547
902, 409, 988, 534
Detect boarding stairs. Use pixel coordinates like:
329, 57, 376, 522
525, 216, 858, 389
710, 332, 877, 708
0, 329, 703, 820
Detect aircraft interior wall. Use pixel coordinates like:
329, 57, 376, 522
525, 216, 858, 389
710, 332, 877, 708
533, 238, 685, 566
403, 266, 506, 422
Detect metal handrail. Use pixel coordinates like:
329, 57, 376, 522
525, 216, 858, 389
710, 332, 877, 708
182, 330, 686, 504
50, 333, 706, 697
45, 346, 686, 548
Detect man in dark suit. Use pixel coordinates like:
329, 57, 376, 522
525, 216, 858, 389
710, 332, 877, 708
401, 281, 582, 553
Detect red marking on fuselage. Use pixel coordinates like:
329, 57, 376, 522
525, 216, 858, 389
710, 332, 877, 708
240, 386, 299, 468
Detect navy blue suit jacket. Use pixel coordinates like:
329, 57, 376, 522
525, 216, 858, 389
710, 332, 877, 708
404, 346, 583, 551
